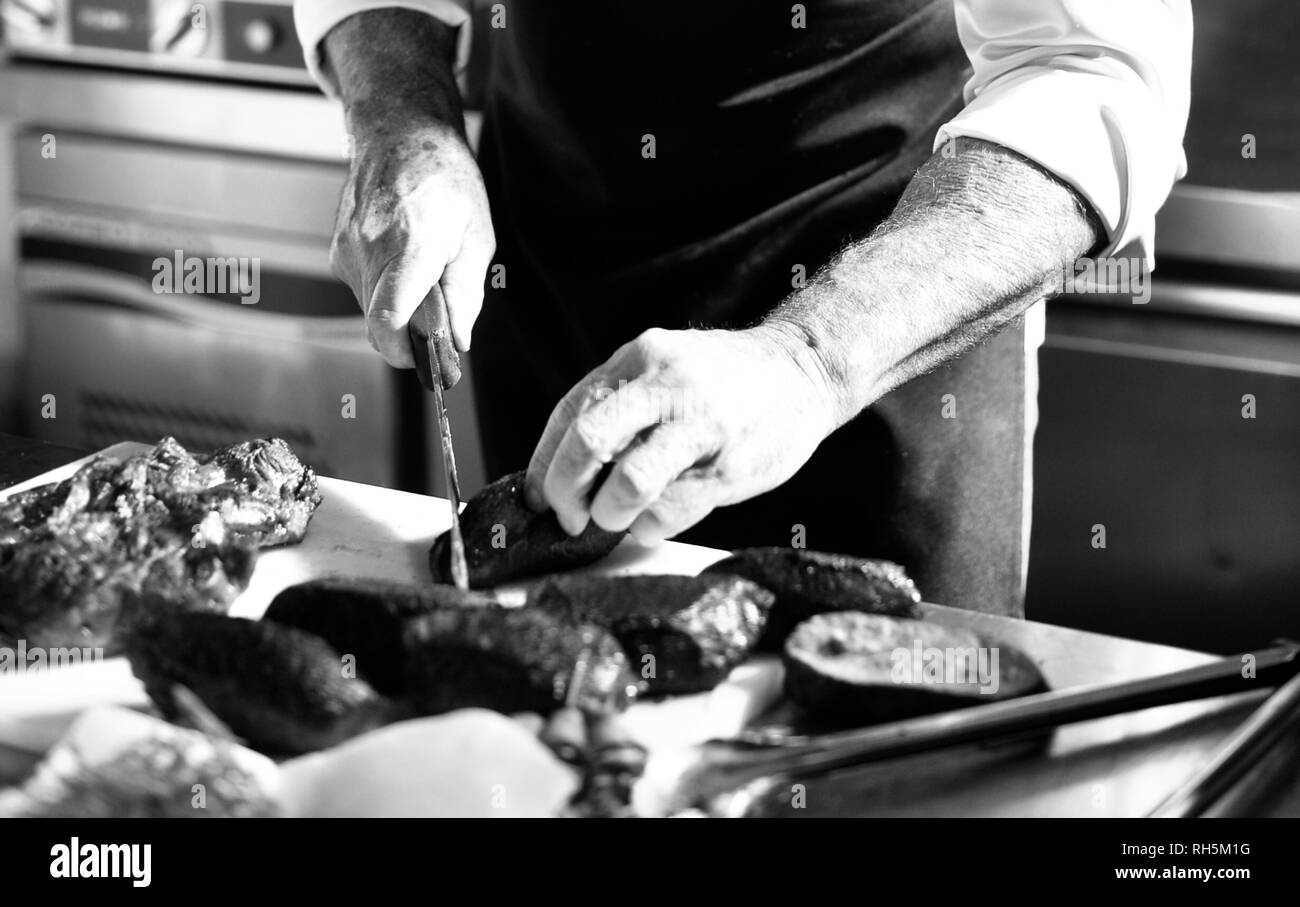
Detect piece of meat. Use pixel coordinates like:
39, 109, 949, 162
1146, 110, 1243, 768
783, 612, 1048, 724
702, 548, 921, 650
528, 574, 773, 695
204, 438, 323, 547
403, 606, 634, 717
264, 578, 497, 695
125, 611, 393, 755
429, 470, 624, 588
0, 437, 320, 652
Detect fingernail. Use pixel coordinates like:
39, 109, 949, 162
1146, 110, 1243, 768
559, 511, 588, 537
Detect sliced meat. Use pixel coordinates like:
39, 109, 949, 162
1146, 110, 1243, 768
783, 612, 1047, 724
429, 470, 624, 588
125, 611, 393, 755
264, 577, 497, 695
528, 574, 772, 695
702, 548, 921, 650
402, 606, 634, 717
0, 437, 319, 653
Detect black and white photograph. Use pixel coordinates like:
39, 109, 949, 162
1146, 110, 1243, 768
0, 0, 1296, 873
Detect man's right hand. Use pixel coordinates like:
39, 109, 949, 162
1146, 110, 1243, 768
322, 10, 495, 369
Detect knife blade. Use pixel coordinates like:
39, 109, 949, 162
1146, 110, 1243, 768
408, 285, 469, 590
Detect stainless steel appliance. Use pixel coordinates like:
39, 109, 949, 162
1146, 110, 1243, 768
0, 0, 312, 85
1027, 0, 1300, 652
0, 2, 486, 491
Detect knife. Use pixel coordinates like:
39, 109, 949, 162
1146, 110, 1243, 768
408, 285, 470, 590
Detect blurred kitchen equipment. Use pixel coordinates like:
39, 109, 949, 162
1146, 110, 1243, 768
1149, 653, 1300, 818
0, 0, 487, 492
0, 0, 312, 85
1028, 0, 1300, 652
671, 641, 1300, 817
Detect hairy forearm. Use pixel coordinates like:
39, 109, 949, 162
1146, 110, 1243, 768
322, 9, 465, 134
764, 137, 1101, 428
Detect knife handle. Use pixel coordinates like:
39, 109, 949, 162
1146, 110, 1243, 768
407, 284, 462, 391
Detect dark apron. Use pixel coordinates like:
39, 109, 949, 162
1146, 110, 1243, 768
471, 0, 1029, 616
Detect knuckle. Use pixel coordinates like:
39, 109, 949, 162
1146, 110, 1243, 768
570, 415, 609, 460
368, 307, 407, 335
612, 459, 656, 504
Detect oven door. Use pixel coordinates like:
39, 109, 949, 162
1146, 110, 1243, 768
10, 124, 427, 488
18, 255, 413, 488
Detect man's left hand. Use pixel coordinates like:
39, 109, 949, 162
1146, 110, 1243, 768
525, 325, 837, 545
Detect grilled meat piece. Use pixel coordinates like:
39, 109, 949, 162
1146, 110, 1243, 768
204, 438, 322, 547
702, 548, 921, 650
429, 470, 624, 588
783, 612, 1047, 724
0, 437, 320, 652
529, 575, 773, 695
126, 611, 392, 755
403, 606, 634, 716
264, 578, 497, 695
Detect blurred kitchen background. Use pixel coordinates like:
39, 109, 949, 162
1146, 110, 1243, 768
0, 1, 1295, 653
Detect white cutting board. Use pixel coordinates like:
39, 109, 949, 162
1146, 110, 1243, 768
0, 443, 782, 755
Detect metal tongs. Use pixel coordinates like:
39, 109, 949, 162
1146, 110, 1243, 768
661, 641, 1300, 815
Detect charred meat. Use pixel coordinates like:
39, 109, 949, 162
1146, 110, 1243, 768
403, 606, 634, 716
783, 612, 1047, 724
0, 437, 321, 652
264, 577, 497, 695
125, 611, 392, 755
702, 548, 921, 650
429, 470, 624, 588
529, 574, 772, 695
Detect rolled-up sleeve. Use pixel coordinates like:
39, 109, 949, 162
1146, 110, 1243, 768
935, 0, 1192, 263
293, 0, 472, 98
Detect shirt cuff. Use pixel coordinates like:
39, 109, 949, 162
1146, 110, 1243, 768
935, 69, 1188, 267
293, 0, 472, 99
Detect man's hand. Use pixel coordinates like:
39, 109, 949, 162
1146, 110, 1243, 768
323, 10, 495, 368
525, 326, 838, 545
331, 117, 494, 365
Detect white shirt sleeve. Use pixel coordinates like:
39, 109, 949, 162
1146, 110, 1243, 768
293, 0, 472, 99
935, 0, 1193, 264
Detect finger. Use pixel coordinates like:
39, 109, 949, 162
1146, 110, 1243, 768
524, 376, 616, 516
523, 341, 646, 512
367, 248, 448, 368
627, 477, 719, 546
543, 380, 666, 536
588, 423, 713, 533
440, 237, 494, 353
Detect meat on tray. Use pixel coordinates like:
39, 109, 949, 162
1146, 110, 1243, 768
402, 606, 634, 717
128, 583, 635, 754
429, 470, 624, 588
527, 574, 773, 695
701, 547, 922, 649
126, 611, 394, 755
0, 436, 321, 652
264, 577, 499, 696
783, 612, 1048, 724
